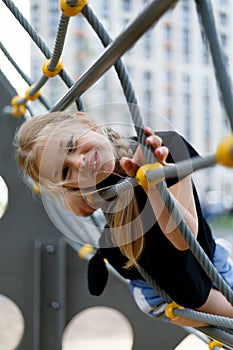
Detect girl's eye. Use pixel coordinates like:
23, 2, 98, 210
62, 166, 70, 181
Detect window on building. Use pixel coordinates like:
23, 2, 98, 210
182, 0, 190, 26
203, 77, 211, 151
164, 24, 172, 41
219, 12, 227, 26
102, 0, 108, 18
123, 0, 131, 12
144, 71, 152, 85
143, 30, 152, 58
143, 71, 153, 108
220, 33, 227, 47
218, 0, 228, 6
182, 28, 190, 63
201, 33, 209, 65
166, 70, 174, 84
183, 92, 191, 140
183, 73, 192, 139
183, 73, 190, 92
165, 45, 172, 61
143, 90, 152, 109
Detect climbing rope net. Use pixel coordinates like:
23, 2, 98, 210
1, 0, 233, 348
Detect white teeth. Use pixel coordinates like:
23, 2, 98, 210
93, 160, 97, 170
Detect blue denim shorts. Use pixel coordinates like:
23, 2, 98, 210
130, 238, 233, 317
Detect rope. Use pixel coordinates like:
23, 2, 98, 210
174, 306, 233, 330
2, 0, 233, 338
82, 0, 233, 332
1, 0, 84, 111
82, 4, 176, 304
51, 0, 178, 111
0, 41, 50, 110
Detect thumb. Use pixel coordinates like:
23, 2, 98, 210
120, 157, 139, 177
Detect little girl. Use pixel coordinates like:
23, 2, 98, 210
15, 111, 233, 327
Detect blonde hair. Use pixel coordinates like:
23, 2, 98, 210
15, 111, 144, 267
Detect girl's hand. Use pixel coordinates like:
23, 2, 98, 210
120, 127, 169, 177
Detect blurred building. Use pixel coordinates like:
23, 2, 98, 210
29, 0, 233, 207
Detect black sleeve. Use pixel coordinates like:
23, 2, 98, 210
156, 130, 201, 188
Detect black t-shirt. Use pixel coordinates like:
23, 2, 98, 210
88, 131, 215, 309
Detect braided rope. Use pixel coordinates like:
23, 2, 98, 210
1, 0, 84, 111
47, 14, 70, 71
82, 0, 233, 332
82, 5, 170, 301
82, 1, 233, 331
0, 41, 50, 110
175, 308, 233, 329
3, 0, 233, 335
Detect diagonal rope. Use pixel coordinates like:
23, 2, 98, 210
1, 0, 84, 111
0, 41, 50, 110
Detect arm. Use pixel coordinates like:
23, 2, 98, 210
120, 127, 198, 250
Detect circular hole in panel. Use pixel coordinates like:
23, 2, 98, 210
62, 306, 133, 350
0, 294, 24, 349
175, 333, 208, 350
0, 176, 8, 219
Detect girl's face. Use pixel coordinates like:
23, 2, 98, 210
37, 126, 116, 190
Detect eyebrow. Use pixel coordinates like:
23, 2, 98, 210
52, 140, 66, 180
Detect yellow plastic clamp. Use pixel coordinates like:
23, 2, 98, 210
216, 134, 233, 168
136, 163, 164, 190
60, 0, 88, 17
11, 96, 26, 118
78, 244, 94, 259
33, 183, 40, 195
25, 86, 41, 101
208, 339, 223, 350
42, 59, 64, 78
165, 301, 184, 321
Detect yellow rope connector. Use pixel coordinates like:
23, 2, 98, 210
208, 339, 223, 350
216, 134, 233, 167
60, 0, 88, 17
165, 301, 184, 321
136, 163, 164, 190
42, 59, 64, 78
78, 244, 94, 259
11, 96, 26, 118
33, 183, 40, 195
25, 86, 41, 101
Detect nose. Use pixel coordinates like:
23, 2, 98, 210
68, 153, 85, 172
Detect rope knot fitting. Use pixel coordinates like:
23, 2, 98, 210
11, 96, 26, 118
216, 134, 233, 167
42, 59, 64, 78
165, 301, 184, 321
136, 163, 164, 190
25, 85, 41, 101
208, 339, 223, 350
60, 0, 88, 17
